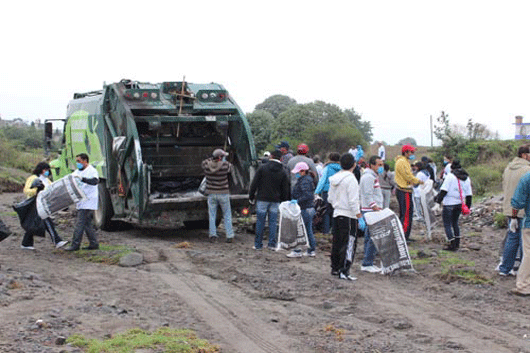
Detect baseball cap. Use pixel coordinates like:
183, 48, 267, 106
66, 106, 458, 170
291, 162, 309, 174
276, 141, 290, 149
401, 144, 415, 153
297, 144, 309, 154
212, 149, 229, 158
263, 151, 271, 157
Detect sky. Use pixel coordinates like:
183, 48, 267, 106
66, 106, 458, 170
1, 0, 530, 146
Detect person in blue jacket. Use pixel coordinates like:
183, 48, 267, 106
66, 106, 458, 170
287, 162, 317, 258
510, 172, 530, 296
314, 152, 342, 235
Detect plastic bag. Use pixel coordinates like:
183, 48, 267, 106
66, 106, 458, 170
277, 201, 308, 250
198, 177, 208, 196
13, 197, 46, 234
0, 217, 11, 242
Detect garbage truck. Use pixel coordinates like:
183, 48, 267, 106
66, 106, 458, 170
45, 79, 257, 229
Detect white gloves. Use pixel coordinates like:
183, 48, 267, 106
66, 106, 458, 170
431, 203, 442, 215
509, 218, 518, 233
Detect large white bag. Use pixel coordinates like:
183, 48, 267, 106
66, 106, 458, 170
364, 209, 414, 274
37, 174, 87, 219
277, 201, 308, 250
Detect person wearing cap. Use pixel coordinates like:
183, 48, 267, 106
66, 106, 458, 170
395, 144, 423, 241
249, 150, 290, 250
286, 162, 318, 258
377, 141, 386, 161
276, 141, 293, 165
260, 151, 271, 164
202, 149, 234, 243
286, 143, 319, 192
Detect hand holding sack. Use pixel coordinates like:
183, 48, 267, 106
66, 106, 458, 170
509, 218, 519, 233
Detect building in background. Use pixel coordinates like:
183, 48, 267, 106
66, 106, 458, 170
515, 116, 530, 140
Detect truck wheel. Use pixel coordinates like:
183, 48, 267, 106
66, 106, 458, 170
94, 182, 114, 231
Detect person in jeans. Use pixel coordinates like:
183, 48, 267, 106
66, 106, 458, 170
202, 149, 234, 243
287, 162, 317, 257
249, 150, 290, 250
314, 152, 341, 235
328, 153, 363, 280
65, 153, 100, 251
497, 144, 530, 275
360, 156, 384, 273
509, 172, 530, 296
435, 160, 472, 251
21, 162, 68, 250
380, 163, 395, 209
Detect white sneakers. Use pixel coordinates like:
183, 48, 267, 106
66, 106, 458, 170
361, 265, 382, 273
339, 273, 357, 281
286, 250, 303, 258
21, 245, 35, 250
56, 240, 68, 249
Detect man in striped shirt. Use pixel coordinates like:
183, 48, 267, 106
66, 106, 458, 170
202, 149, 234, 243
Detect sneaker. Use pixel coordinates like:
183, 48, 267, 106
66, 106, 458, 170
286, 250, 303, 258
267, 246, 277, 251
509, 288, 530, 297
339, 273, 357, 281
55, 240, 68, 249
82, 245, 99, 250
252, 246, 262, 250
331, 270, 339, 276
64, 246, 80, 251
226, 238, 233, 243
209, 237, 218, 243
361, 265, 382, 273
495, 259, 502, 272
21, 245, 35, 250
499, 270, 517, 277
303, 250, 316, 257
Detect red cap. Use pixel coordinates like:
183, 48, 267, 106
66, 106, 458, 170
297, 144, 309, 154
401, 144, 415, 153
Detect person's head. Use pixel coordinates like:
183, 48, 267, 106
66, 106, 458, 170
451, 159, 462, 170
368, 155, 384, 174
313, 155, 321, 164
263, 151, 271, 158
517, 144, 530, 160
212, 148, 228, 161
277, 141, 290, 154
401, 144, 416, 159
291, 161, 309, 177
378, 141, 383, 147
414, 161, 424, 170
443, 154, 453, 165
384, 163, 390, 172
270, 150, 282, 160
328, 152, 341, 163
33, 162, 51, 176
340, 153, 355, 171
297, 143, 309, 155
421, 156, 432, 164
75, 153, 90, 170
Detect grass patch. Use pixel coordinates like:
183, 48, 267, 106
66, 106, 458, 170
66, 327, 219, 353
73, 244, 134, 265
0, 211, 17, 217
437, 252, 493, 284
412, 258, 432, 266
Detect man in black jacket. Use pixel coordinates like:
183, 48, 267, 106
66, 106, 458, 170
249, 150, 290, 250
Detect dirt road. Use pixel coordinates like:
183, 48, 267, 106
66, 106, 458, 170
1, 192, 530, 353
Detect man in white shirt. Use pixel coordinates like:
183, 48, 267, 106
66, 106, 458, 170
65, 153, 100, 251
377, 141, 386, 161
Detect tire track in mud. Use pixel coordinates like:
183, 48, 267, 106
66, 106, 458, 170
146, 251, 303, 353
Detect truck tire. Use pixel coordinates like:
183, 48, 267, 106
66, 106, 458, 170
94, 182, 114, 231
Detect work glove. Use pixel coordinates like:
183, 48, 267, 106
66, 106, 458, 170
248, 199, 255, 205
431, 203, 442, 215
509, 218, 519, 233
358, 217, 366, 231
290, 199, 298, 204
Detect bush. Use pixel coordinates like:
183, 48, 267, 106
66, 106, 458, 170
494, 212, 507, 229
467, 164, 503, 196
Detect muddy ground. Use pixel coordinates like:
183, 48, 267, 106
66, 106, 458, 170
1, 192, 530, 353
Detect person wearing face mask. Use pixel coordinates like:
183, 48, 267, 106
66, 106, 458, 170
395, 144, 423, 241
441, 154, 453, 180
65, 153, 100, 251
21, 162, 68, 250
359, 156, 384, 273
286, 162, 317, 258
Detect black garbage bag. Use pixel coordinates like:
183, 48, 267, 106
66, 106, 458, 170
0, 217, 11, 242
13, 197, 45, 235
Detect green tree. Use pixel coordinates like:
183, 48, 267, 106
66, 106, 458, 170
246, 110, 275, 153
302, 124, 366, 156
397, 137, 417, 146
255, 95, 297, 118
344, 108, 373, 143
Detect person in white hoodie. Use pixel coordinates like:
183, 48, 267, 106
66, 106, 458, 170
328, 153, 364, 281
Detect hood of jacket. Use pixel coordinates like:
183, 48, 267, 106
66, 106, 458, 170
452, 168, 469, 181
507, 157, 530, 171
266, 159, 284, 172
329, 170, 354, 187
327, 162, 342, 174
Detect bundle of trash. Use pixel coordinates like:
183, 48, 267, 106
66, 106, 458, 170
36, 174, 86, 219
277, 201, 309, 250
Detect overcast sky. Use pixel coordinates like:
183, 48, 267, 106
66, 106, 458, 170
1, 0, 529, 146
